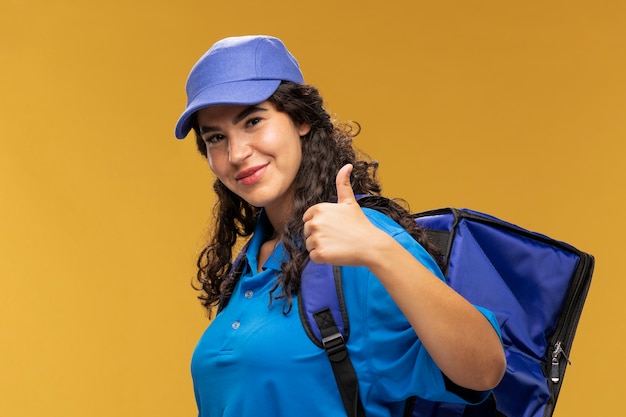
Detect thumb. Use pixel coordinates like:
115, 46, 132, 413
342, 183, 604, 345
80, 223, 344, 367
336, 164, 356, 204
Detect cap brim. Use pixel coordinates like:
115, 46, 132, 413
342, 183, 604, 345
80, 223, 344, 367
174, 79, 282, 139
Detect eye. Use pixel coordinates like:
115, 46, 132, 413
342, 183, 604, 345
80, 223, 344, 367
245, 117, 262, 127
203, 133, 225, 144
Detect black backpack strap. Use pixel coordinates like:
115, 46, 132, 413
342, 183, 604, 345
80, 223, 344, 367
313, 308, 366, 417
299, 262, 365, 417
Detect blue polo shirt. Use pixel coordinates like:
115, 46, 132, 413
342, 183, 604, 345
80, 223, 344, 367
191, 208, 499, 417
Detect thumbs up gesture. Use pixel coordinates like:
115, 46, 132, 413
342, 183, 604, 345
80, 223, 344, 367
302, 164, 380, 265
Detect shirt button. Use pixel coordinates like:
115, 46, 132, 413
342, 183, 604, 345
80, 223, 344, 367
231, 321, 240, 330
244, 290, 254, 299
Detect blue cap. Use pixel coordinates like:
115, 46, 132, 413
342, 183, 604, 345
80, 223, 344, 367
174, 35, 304, 139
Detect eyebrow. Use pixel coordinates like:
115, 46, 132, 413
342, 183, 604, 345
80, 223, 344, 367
199, 105, 268, 134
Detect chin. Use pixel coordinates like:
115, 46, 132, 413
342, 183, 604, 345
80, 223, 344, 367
239, 195, 273, 209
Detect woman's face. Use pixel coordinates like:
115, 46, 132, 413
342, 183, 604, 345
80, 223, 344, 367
196, 101, 310, 216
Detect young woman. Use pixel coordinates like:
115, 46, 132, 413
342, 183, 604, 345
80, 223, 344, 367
175, 35, 506, 417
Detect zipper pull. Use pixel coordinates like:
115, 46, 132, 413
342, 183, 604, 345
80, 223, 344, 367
550, 341, 572, 383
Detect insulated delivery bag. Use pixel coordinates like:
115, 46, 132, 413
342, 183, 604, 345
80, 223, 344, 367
416, 209, 594, 417
410, 208, 594, 417
298, 207, 594, 417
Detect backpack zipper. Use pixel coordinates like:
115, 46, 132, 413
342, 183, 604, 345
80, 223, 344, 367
550, 341, 572, 383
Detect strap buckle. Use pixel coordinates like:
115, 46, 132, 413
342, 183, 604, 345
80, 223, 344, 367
322, 332, 347, 361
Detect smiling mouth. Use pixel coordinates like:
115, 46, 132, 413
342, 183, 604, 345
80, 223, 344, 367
235, 164, 268, 186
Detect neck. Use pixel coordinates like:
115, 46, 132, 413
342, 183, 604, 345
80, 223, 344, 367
263, 192, 295, 236
264, 208, 288, 240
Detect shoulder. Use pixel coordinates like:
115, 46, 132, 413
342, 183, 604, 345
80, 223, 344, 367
361, 207, 405, 235
361, 207, 443, 279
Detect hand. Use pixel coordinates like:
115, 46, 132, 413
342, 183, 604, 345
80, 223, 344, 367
302, 164, 380, 265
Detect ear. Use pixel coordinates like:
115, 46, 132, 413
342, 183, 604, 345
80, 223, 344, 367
298, 123, 312, 137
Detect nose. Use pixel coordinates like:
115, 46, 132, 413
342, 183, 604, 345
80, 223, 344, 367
228, 133, 252, 164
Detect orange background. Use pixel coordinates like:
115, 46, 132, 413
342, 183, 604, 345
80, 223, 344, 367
1, 1, 624, 416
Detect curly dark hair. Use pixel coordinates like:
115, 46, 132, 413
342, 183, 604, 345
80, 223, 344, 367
191, 81, 441, 316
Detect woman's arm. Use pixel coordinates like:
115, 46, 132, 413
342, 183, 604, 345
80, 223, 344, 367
302, 164, 506, 391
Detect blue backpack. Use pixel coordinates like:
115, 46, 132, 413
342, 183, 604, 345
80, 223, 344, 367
229, 207, 595, 417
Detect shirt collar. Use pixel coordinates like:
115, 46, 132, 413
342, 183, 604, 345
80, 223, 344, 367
245, 210, 287, 273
